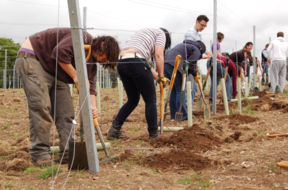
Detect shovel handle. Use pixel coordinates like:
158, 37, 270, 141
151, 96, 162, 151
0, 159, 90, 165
194, 75, 208, 105
267, 133, 288, 138
202, 67, 211, 90
93, 118, 110, 158
84, 45, 91, 62
160, 82, 164, 119
169, 55, 182, 90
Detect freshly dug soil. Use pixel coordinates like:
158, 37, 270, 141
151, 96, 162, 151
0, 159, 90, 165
217, 114, 258, 126
151, 124, 221, 152
143, 150, 211, 171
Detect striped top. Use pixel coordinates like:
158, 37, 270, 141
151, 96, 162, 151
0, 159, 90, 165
122, 28, 166, 60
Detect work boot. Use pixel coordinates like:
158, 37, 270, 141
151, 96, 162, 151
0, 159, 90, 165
107, 120, 127, 140
149, 128, 159, 139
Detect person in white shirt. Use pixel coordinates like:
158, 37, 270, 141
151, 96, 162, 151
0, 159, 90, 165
267, 32, 288, 93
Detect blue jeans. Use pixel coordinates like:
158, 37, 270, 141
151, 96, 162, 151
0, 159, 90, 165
209, 66, 233, 101
164, 64, 187, 120
262, 63, 269, 84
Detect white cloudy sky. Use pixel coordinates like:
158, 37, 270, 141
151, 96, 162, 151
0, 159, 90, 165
0, 0, 288, 58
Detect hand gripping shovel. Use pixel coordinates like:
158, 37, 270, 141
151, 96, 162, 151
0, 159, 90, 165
194, 75, 211, 119
175, 60, 188, 121
164, 55, 182, 120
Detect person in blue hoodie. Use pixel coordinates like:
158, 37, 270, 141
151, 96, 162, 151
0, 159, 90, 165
164, 40, 206, 120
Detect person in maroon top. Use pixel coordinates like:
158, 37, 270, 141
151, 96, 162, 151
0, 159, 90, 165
15, 28, 119, 167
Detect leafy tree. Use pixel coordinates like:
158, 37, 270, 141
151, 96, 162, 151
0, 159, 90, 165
0, 38, 20, 88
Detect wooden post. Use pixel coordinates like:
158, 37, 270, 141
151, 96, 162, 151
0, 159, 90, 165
220, 78, 229, 115
244, 77, 249, 97
67, 0, 99, 173
117, 77, 123, 108
187, 81, 193, 127
237, 77, 242, 114
69, 84, 73, 96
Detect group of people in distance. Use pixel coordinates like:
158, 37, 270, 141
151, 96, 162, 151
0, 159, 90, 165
15, 14, 288, 167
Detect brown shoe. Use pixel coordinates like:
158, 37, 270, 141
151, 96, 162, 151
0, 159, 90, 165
32, 158, 52, 167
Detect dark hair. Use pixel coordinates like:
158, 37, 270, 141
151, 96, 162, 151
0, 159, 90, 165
91, 36, 120, 70
196, 40, 206, 54
196, 15, 209, 22
244, 42, 253, 48
160, 28, 171, 50
277, 32, 284, 37
222, 52, 230, 57
217, 32, 224, 41
265, 43, 269, 48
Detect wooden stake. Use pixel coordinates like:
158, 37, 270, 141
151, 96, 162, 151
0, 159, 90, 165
237, 77, 242, 114
117, 77, 123, 108
220, 78, 229, 115
187, 81, 193, 127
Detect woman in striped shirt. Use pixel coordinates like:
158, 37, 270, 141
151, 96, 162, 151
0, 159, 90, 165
107, 28, 171, 140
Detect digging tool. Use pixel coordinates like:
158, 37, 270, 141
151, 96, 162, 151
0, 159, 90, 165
202, 67, 211, 91
194, 75, 211, 119
203, 59, 213, 90
93, 118, 112, 161
164, 55, 182, 120
68, 46, 113, 169
159, 82, 164, 133
175, 60, 188, 121
266, 133, 288, 138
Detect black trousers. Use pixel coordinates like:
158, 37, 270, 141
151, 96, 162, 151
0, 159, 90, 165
115, 58, 157, 134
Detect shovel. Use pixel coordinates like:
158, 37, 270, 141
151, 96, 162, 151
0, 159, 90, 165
164, 55, 182, 120
175, 61, 188, 121
93, 118, 113, 161
194, 75, 211, 119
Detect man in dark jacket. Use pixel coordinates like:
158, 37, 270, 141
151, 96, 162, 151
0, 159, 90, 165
164, 40, 205, 120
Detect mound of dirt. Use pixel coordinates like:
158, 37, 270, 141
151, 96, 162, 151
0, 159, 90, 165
151, 124, 221, 152
0, 141, 13, 156
144, 150, 211, 171
271, 101, 288, 112
6, 158, 31, 171
224, 131, 242, 143
217, 114, 257, 126
8, 151, 30, 160
103, 96, 111, 101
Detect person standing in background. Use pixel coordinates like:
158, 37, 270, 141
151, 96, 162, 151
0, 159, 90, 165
267, 32, 288, 93
261, 43, 270, 85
